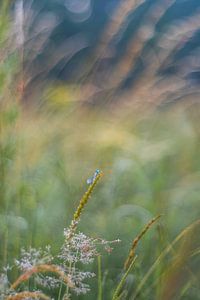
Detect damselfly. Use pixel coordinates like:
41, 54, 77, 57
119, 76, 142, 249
86, 169, 101, 185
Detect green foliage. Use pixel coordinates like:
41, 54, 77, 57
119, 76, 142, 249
0, 0, 200, 299
0, 100, 199, 299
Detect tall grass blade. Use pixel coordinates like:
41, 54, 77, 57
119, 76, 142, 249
112, 255, 138, 300
132, 219, 200, 299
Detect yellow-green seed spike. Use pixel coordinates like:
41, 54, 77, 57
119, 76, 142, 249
73, 171, 103, 222
67, 171, 103, 242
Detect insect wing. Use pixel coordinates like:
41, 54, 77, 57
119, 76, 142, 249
86, 169, 101, 185
86, 177, 93, 185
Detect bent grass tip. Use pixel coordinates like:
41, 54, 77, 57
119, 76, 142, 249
124, 214, 162, 270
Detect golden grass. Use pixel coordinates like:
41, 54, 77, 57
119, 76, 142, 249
6, 291, 50, 300
124, 215, 161, 270
132, 219, 200, 299
11, 264, 74, 290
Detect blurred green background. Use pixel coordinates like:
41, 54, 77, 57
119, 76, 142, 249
0, 0, 200, 299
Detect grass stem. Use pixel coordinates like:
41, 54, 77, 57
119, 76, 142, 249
112, 255, 138, 300
97, 255, 102, 300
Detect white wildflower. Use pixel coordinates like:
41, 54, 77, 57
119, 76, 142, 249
15, 246, 53, 271
35, 275, 60, 289
0, 273, 9, 292
60, 231, 98, 264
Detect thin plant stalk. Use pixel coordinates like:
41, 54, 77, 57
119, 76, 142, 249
57, 280, 63, 300
97, 255, 102, 300
112, 255, 138, 300
64, 260, 72, 299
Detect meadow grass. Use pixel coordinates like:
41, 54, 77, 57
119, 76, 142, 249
0, 0, 200, 299
0, 102, 199, 299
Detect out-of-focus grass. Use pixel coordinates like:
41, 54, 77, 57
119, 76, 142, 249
1, 97, 200, 299
0, 1, 200, 299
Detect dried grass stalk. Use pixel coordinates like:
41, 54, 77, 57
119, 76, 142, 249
11, 264, 74, 290
124, 215, 161, 270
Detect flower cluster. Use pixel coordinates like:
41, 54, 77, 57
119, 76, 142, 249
68, 268, 95, 295
58, 229, 120, 297
36, 275, 61, 289
60, 230, 98, 264
61, 229, 121, 264
15, 246, 53, 272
